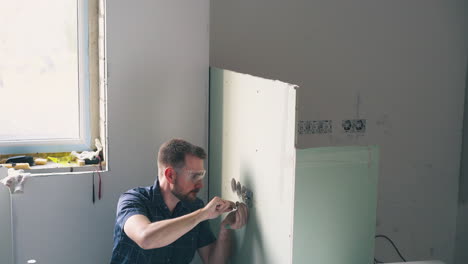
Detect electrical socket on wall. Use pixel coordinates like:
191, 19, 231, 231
297, 120, 332, 135
342, 119, 366, 133
297, 119, 367, 135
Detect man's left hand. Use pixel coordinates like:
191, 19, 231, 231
221, 202, 248, 230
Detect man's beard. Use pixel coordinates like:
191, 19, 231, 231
171, 185, 200, 202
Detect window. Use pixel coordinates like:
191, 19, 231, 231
0, 0, 107, 170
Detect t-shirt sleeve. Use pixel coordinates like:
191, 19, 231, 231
116, 192, 148, 231
197, 219, 216, 248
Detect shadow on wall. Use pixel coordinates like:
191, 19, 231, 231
230, 169, 269, 264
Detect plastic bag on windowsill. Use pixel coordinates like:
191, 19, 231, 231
0, 167, 30, 194
70, 138, 103, 161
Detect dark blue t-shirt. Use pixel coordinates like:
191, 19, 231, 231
110, 181, 216, 264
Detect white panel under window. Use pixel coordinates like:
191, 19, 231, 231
0, 0, 80, 142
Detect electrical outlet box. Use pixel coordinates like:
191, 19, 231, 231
342, 119, 366, 133
297, 120, 332, 134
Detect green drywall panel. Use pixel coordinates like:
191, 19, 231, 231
293, 146, 379, 264
209, 68, 378, 264
209, 67, 297, 263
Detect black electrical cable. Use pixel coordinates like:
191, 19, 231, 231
375, 234, 407, 262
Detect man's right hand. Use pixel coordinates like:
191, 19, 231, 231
201, 196, 236, 220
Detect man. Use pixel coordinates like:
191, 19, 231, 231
111, 138, 248, 264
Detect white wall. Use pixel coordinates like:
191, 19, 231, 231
210, 1, 467, 263
11, 1, 209, 263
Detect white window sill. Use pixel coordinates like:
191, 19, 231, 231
3, 161, 107, 177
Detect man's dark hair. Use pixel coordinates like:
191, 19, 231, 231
158, 138, 206, 169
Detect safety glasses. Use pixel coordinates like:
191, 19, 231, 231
175, 168, 206, 183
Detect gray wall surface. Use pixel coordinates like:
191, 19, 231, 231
10, 1, 209, 263
0, 177, 13, 264
210, 1, 468, 263
455, 62, 468, 264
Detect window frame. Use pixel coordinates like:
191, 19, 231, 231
0, 0, 108, 174
0, 0, 103, 156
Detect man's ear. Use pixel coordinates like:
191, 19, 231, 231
164, 167, 176, 184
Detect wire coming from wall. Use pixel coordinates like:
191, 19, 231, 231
374, 234, 407, 263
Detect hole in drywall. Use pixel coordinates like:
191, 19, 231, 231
231, 178, 237, 192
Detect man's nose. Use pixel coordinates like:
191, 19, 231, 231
195, 180, 203, 189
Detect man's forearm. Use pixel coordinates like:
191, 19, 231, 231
140, 209, 205, 249
209, 226, 232, 263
